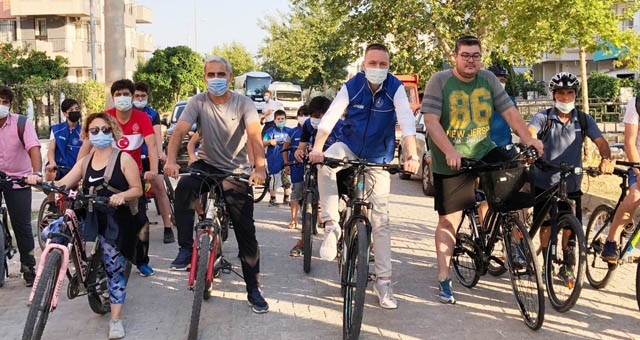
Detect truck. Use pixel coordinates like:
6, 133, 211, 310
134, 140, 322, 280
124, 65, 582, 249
234, 71, 273, 113
395, 74, 421, 114
268, 82, 304, 118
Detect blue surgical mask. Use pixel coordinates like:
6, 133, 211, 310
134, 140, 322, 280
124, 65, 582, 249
114, 96, 132, 112
89, 131, 114, 149
207, 78, 228, 96
276, 121, 286, 129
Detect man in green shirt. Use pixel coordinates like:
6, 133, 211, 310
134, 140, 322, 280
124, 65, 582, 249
422, 36, 543, 304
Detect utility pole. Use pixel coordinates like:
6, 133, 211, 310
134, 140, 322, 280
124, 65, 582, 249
104, 0, 126, 107
194, 0, 198, 54
90, 0, 96, 81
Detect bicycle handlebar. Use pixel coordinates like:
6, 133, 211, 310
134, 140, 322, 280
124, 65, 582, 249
178, 167, 250, 183
460, 144, 538, 173
31, 182, 111, 205
322, 157, 404, 175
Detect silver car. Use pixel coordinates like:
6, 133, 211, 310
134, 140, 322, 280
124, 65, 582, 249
397, 112, 434, 196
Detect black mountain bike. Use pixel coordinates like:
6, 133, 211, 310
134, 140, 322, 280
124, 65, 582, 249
324, 157, 402, 340
301, 158, 319, 273
453, 146, 544, 330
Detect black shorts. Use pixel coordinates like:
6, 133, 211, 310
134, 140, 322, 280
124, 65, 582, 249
433, 146, 518, 215
141, 157, 163, 173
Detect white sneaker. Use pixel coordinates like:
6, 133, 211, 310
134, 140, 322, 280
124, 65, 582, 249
373, 280, 398, 309
319, 225, 341, 261
109, 319, 125, 339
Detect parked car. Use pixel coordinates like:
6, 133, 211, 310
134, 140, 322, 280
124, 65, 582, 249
161, 101, 196, 167
397, 111, 434, 196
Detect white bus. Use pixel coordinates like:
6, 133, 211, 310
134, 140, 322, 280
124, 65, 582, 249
234, 71, 272, 113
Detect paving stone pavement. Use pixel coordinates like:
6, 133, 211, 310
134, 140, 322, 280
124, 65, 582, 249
1, 175, 640, 340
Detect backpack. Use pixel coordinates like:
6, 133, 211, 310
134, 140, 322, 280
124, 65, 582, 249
17, 114, 27, 148
82, 148, 139, 215
536, 107, 588, 142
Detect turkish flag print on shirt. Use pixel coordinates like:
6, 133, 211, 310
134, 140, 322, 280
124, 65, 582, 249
105, 107, 154, 173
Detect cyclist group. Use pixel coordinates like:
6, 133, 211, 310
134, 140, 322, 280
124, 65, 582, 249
1, 35, 638, 338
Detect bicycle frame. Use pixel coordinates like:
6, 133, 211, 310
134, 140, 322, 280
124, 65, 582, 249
188, 192, 221, 289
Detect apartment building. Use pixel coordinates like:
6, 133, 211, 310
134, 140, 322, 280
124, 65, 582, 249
0, 0, 153, 82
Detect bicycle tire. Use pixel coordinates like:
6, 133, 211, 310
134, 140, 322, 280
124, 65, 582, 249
204, 233, 220, 300
585, 204, 617, 289
87, 247, 110, 315
503, 219, 544, 330
0, 219, 5, 288
636, 258, 640, 311
163, 174, 177, 226
252, 176, 270, 203
36, 199, 58, 251
302, 191, 314, 273
452, 212, 481, 288
342, 220, 369, 340
22, 250, 62, 340
188, 233, 210, 340
545, 214, 586, 313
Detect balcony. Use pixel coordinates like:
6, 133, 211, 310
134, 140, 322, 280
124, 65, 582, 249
137, 32, 153, 52
9, 0, 90, 17
16, 38, 101, 69
135, 5, 152, 24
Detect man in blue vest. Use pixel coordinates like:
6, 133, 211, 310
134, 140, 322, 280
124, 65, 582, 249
308, 43, 419, 310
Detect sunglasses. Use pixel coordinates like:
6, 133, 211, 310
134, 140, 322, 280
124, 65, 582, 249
88, 126, 112, 135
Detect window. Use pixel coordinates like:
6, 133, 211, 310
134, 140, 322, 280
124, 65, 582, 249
76, 69, 83, 79
35, 18, 47, 39
0, 20, 16, 42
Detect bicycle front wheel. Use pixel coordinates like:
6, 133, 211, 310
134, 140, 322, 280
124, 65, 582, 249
585, 204, 617, 289
302, 191, 314, 273
452, 212, 481, 288
343, 220, 369, 340
23, 250, 62, 340
503, 219, 544, 330
252, 176, 270, 203
545, 214, 586, 313
188, 233, 210, 340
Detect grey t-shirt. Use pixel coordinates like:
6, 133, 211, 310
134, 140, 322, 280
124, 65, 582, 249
528, 107, 603, 192
180, 92, 259, 174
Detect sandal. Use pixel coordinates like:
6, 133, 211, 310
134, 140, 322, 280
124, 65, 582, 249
289, 244, 304, 257
288, 221, 297, 229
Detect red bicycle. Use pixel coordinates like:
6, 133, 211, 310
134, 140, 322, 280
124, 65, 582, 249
36, 165, 72, 250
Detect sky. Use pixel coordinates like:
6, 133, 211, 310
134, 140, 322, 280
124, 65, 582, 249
134, 0, 292, 56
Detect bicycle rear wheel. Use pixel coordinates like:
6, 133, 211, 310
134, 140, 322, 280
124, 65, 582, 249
36, 199, 58, 250
87, 246, 110, 315
585, 205, 617, 289
0, 220, 5, 288
545, 214, 586, 313
163, 174, 176, 225
252, 176, 270, 203
302, 191, 314, 273
188, 233, 210, 340
342, 221, 369, 340
636, 259, 640, 311
23, 250, 62, 340
503, 219, 544, 330
452, 212, 481, 288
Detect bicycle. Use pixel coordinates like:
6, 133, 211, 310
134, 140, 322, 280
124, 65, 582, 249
524, 159, 588, 313
36, 165, 72, 250
585, 161, 640, 310
252, 173, 270, 203
23, 182, 126, 340
323, 157, 402, 340
451, 146, 545, 330
179, 168, 245, 340
0, 172, 17, 288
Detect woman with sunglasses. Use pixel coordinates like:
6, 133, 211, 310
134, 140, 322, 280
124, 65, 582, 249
27, 112, 142, 339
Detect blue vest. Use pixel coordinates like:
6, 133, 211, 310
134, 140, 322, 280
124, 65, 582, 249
141, 106, 159, 156
490, 96, 517, 147
264, 126, 291, 174
51, 122, 82, 168
287, 126, 304, 183
304, 119, 343, 151
339, 72, 400, 163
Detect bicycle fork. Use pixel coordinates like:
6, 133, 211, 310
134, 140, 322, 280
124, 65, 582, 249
29, 244, 70, 312
188, 228, 219, 289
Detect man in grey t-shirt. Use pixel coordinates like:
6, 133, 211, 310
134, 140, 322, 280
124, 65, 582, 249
164, 56, 269, 313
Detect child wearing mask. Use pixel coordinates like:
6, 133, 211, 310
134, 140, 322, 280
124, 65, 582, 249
263, 110, 292, 207
284, 106, 309, 243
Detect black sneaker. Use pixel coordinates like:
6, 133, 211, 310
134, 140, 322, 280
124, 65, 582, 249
268, 198, 278, 207
23, 267, 35, 287
170, 248, 192, 271
600, 240, 619, 262
163, 228, 175, 244
247, 288, 269, 313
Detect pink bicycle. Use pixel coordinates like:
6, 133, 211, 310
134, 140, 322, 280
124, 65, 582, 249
22, 182, 130, 340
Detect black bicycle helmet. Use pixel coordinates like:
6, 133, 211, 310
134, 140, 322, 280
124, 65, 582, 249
549, 72, 579, 92
488, 65, 508, 77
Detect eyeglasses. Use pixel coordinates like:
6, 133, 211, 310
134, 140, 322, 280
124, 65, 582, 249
459, 53, 482, 61
88, 126, 112, 135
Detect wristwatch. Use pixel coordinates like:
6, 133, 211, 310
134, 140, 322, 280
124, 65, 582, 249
407, 154, 420, 162
33, 171, 43, 177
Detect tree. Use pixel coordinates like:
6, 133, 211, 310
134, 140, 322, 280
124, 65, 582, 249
0, 43, 68, 85
588, 72, 620, 101
134, 46, 204, 112
210, 42, 256, 77
259, 0, 354, 91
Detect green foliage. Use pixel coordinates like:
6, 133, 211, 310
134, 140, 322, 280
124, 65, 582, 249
511, 73, 547, 99
259, 1, 353, 91
133, 46, 205, 113
0, 43, 68, 85
210, 42, 256, 77
587, 72, 620, 101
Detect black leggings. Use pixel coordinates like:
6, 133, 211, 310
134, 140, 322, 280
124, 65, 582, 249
174, 160, 260, 292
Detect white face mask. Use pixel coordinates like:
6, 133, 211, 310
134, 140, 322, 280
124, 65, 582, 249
555, 101, 575, 114
364, 67, 388, 85
133, 100, 147, 109
0, 105, 9, 119
310, 118, 321, 129
298, 116, 309, 126
114, 96, 132, 112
